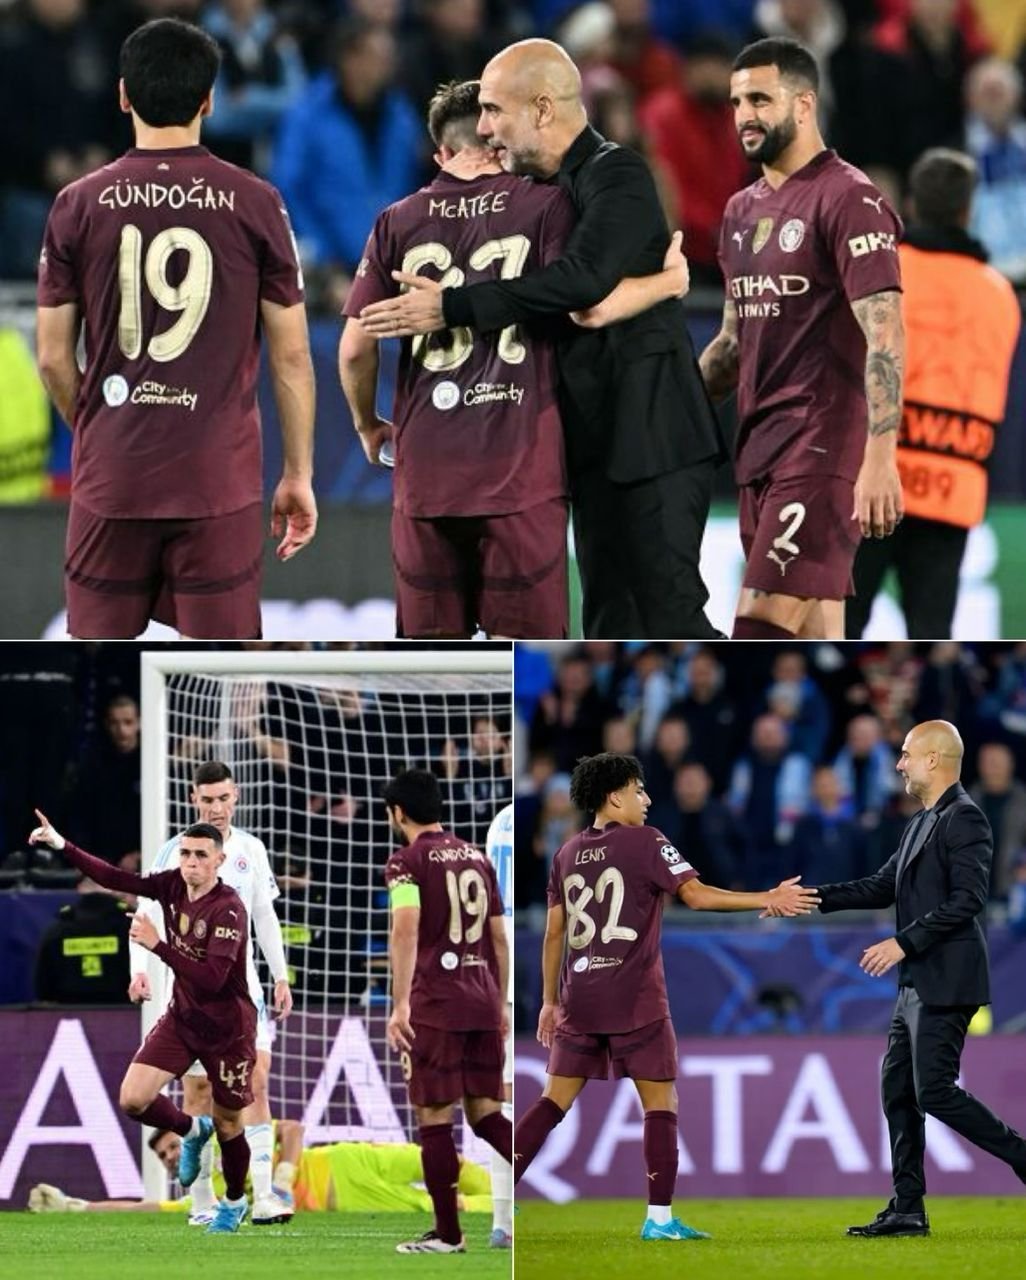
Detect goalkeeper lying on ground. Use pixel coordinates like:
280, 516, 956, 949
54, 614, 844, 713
29, 1120, 492, 1215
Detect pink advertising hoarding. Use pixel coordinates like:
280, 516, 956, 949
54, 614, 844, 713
515, 1034, 1026, 1200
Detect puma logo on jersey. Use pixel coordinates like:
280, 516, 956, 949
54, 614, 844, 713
767, 547, 796, 576
732, 229, 749, 250
862, 195, 885, 213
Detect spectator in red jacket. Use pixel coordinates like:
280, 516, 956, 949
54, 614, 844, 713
638, 34, 750, 279
609, 0, 682, 101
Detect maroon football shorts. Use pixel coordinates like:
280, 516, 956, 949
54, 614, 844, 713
391, 496, 568, 638
739, 473, 860, 600
133, 1010, 256, 1111
402, 1022, 505, 1107
548, 1017, 678, 1082
65, 500, 264, 639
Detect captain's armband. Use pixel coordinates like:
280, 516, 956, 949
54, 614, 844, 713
389, 882, 421, 909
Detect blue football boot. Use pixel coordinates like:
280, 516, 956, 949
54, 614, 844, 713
178, 1115, 214, 1189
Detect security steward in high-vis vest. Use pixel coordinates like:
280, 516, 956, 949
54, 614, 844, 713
34, 883, 131, 1003
848, 148, 1021, 639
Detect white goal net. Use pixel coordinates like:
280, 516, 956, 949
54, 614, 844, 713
139, 649, 512, 1198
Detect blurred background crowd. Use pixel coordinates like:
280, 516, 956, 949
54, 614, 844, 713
514, 640, 1026, 922
4, 0, 1026, 295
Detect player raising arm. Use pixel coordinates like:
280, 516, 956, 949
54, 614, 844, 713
383, 768, 511, 1254
128, 761, 293, 1226
29, 811, 256, 1235
514, 753, 819, 1242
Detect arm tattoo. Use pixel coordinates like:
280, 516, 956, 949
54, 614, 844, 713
852, 290, 904, 438
700, 300, 740, 401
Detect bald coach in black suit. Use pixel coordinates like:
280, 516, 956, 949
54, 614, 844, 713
359, 40, 725, 640
814, 719, 1026, 1236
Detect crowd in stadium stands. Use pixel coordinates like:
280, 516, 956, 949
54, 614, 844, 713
0, 642, 141, 880
514, 641, 1026, 915
4, 0, 1026, 291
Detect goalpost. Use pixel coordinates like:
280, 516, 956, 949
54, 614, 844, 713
139, 648, 513, 1201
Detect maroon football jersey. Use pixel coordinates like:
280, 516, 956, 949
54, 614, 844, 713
37, 146, 304, 519
61, 842, 254, 1049
344, 171, 574, 518
546, 822, 698, 1035
384, 828, 504, 1031
718, 149, 903, 485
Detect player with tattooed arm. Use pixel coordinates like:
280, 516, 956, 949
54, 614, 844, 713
702, 37, 904, 640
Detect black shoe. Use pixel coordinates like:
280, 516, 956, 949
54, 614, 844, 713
847, 1207, 929, 1237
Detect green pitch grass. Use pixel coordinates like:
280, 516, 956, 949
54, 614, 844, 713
0, 1213, 510, 1280
517, 1198, 1025, 1280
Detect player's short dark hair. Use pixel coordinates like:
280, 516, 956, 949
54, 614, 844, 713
181, 821, 223, 849
570, 753, 645, 814
120, 18, 221, 128
428, 80, 483, 151
148, 1128, 173, 1150
909, 147, 977, 228
193, 761, 233, 788
732, 37, 819, 93
383, 768, 443, 824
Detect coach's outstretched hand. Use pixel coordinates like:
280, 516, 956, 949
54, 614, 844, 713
760, 875, 821, 918
360, 273, 445, 339
270, 477, 318, 561
29, 809, 65, 851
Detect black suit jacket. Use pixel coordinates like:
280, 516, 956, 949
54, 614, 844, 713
442, 125, 726, 484
817, 782, 992, 1006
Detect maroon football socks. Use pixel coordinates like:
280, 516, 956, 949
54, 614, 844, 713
512, 1096, 565, 1184
471, 1110, 512, 1164
643, 1110, 679, 1205
219, 1130, 251, 1202
133, 1095, 192, 1138
420, 1123, 462, 1245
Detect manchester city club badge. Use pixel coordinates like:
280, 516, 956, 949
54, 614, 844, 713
779, 218, 806, 252
753, 217, 775, 254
